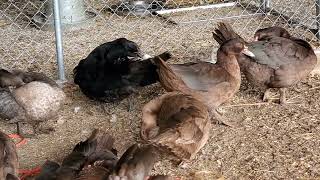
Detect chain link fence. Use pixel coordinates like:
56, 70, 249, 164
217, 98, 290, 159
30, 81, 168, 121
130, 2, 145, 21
0, 0, 319, 80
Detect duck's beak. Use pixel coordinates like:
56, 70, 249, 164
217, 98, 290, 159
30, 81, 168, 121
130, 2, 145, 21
242, 45, 255, 57
128, 52, 141, 60
142, 54, 152, 60
129, 50, 152, 60
253, 36, 259, 42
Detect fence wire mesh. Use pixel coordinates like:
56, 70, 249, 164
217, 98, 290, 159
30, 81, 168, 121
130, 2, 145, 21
0, 0, 56, 74
0, 0, 319, 79
2, 0, 320, 177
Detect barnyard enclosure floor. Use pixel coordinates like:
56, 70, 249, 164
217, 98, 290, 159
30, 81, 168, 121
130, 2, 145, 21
1, 2, 320, 179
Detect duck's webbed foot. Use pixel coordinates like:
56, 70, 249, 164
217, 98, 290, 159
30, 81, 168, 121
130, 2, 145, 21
262, 88, 276, 103
127, 95, 135, 112
263, 88, 295, 105
16, 122, 55, 138
16, 122, 36, 138
33, 123, 55, 135
279, 88, 288, 105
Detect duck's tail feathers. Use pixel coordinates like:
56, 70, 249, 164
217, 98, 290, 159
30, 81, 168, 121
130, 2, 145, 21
113, 144, 158, 176
153, 56, 188, 92
94, 130, 115, 153
212, 22, 243, 45
114, 144, 138, 172
59, 129, 98, 173
153, 51, 172, 63
87, 130, 118, 168
72, 129, 98, 156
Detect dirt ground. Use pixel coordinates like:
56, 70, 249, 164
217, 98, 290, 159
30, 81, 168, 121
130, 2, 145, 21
1, 2, 320, 179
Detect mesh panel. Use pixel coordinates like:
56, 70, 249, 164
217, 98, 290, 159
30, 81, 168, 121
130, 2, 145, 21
0, 0, 318, 78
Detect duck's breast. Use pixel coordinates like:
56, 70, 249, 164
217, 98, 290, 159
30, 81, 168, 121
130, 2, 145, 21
238, 55, 274, 89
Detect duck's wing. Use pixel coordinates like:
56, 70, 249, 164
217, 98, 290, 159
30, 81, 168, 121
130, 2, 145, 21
56, 146, 97, 178
150, 93, 210, 160
48, 129, 99, 179
170, 62, 232, 92
75, 131, 117, 180
113, 144, 138, 173
110, 144, 158, 180
152, 56, 189, 93
142, 92, 209, 140
0, 131, 19, 179
247, 37, 315, 69
153, 56, 230, 93
87, 131, 118, 171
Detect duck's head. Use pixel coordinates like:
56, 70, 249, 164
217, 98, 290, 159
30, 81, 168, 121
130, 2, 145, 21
141, 124, 159, 140
221, 38, 255, 57
253, 26, 291, 41
115, 38, 144, 60
0, 69, 24, 88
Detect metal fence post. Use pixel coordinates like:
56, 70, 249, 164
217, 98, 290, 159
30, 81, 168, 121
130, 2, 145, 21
53, 0, 66, 81
260, 0, 271, 13
316, 0, 320, 39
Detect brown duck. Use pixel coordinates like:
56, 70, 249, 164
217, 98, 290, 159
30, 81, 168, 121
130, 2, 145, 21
212, 22, 317, 104
141, 92, 211, 160
153, 39, 254, 126
109, 144, 159, 180
0, 131, 19, 180
0, 69, 66, 136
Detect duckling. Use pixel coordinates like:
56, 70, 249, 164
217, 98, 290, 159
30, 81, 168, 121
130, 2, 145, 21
0, 131, 19, 180
153, 39, 254, 126
35, 129, 118, 180
141, 92, 211, 160
73, 38, 172, 106
212, 22, 317, 104
0, 69, 66, 136
109, 144, 159, 180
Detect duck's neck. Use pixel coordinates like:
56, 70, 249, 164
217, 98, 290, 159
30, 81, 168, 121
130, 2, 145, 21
216, 50, 241, 80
